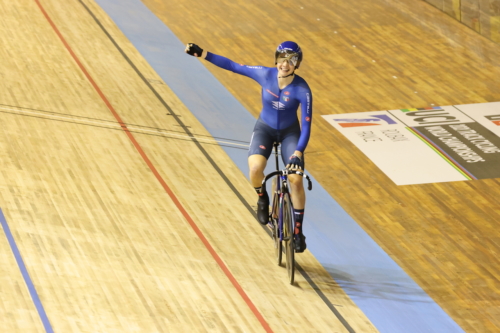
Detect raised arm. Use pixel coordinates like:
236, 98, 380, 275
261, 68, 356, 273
185, 43, 267, 83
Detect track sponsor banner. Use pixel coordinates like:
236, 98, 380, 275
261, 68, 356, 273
453, 101, 500, 136
322, 103, 500, 185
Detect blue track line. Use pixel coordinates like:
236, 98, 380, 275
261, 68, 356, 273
0, 209, 54, 333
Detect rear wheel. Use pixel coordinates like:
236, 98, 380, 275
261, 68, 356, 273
283, 192, 295, 284
273, 216, 282, 266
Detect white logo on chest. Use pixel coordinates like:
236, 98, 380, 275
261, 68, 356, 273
272, 101, 286, 110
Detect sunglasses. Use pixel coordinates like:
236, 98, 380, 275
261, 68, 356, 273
276, 51, 299, 66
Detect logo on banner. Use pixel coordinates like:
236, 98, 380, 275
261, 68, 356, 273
332, 115, 397, 128
398, 108, 469, 126
485, 114, 500, 126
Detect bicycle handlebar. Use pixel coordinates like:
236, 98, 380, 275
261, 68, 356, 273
262, 170, 313, 191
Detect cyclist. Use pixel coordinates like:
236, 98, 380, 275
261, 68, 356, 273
185, 41, 312, 252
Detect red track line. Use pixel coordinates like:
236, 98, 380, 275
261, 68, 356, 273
33, 1, 273, 331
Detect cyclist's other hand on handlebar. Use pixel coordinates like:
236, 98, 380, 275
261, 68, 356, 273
185, 43, 203, 57
286, 154, 303, 171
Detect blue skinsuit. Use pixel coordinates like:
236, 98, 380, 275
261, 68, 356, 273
205, 52, 313, 158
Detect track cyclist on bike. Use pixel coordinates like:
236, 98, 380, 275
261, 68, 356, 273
185, 41, 312, 253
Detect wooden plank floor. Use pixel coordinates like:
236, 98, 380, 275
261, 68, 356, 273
141, 0, 500, 332
0, 0, 380, 332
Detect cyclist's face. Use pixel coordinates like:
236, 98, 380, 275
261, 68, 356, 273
276, 55, 297, 76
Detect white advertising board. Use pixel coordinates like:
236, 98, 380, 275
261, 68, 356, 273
323, 103, 500, 185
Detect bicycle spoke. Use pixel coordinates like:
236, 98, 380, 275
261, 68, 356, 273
284, 193, 295, 284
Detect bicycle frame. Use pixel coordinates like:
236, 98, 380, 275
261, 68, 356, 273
263, 143, 312, 284
270, 143, 311, 242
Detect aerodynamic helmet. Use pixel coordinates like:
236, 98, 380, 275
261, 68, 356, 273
275, 41, 303, 68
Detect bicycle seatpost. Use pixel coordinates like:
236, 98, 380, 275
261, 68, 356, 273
273, 142, 279, 171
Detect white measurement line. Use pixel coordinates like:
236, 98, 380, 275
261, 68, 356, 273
0, 106, 249, 148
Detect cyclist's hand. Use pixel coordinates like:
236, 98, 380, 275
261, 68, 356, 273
185, 43, 203, 57
286, 154, 303, 170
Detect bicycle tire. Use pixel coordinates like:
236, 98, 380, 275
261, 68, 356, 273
283, 192, 295, 284
271, 177, 282, 266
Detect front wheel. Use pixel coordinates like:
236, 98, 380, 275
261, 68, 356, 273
283, 192, 295, 284
271, 177, 282, 266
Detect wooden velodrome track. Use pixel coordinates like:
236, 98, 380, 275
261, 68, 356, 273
0, 0, 499, 332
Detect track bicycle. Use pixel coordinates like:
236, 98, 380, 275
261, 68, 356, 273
262, 143, 312, 284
